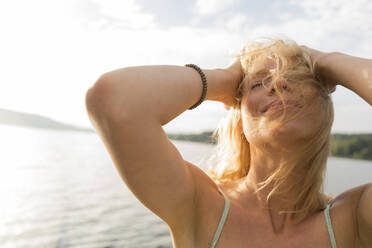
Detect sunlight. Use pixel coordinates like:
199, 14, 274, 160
0, 126, 42, 226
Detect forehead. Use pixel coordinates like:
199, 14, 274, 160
261, 57, 278, 72
242, 57, 280, 89
253, 58, 278, 76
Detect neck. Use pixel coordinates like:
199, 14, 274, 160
242, 144, 307, 232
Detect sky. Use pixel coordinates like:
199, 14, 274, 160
0, 0, 371, 134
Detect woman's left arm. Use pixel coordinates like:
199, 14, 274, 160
317, 51, 372, 106
310, 48, 372, 245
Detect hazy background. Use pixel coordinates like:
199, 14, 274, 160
1, 0, 372, 134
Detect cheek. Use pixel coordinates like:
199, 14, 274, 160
241, 93, 261, 116
240, 102, 264, 137
284, 105, 323, 135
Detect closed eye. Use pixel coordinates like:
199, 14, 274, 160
251, 76, 272, 90
251, 82, 262, 89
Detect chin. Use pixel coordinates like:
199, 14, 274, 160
243, 109, 320, 145
249, 118, 315, 145
272, 119, 317, 142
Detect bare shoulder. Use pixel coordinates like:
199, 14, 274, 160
184, 160, 222, 203
169, 161, 221, 247
183, 160, 228, 222
185, 161, 221, 206
331, 183, 369, 205
330, 183, 368, 224
354, 183, 372, 247
330, 183, 372, 247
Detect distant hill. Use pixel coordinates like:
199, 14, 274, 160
0, 108, 94, 133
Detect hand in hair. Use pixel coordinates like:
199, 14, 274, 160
300, 45, 337, 94
221, 58, 244, 110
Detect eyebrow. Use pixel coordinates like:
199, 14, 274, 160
249, 70, 269, 83
256, 69, 269, 76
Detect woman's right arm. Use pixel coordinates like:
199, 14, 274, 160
85, 62, 242, 234
86, 64, 241, 125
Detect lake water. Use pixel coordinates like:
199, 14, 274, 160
0, 125, 371, 248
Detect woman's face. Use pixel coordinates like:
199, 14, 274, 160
240, 59, 323, 146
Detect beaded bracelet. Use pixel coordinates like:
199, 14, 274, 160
185, 64, 208, 110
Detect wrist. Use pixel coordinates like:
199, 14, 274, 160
204, 68, 234, 102
213, 68, 242, 107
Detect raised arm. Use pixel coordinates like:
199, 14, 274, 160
87, 62, 242, 125
310, 49, 372, 246
320, 53, 372, 245
310, 48, 372, 106
302, 46, 372, 246
85, 60, 242, 235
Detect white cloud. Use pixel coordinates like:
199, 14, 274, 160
194, 0, 241, 15
223, 13, 253, 33
286, 0, 372, 55
74, 0, 156, 31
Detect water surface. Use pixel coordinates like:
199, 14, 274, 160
0, 125, 371, 248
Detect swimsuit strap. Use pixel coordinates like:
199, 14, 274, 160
324, 202, 338, 248
210, 185, 230, 248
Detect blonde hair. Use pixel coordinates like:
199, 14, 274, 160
204, 37, 335, 225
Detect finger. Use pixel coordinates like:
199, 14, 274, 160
329, 85, 337, 93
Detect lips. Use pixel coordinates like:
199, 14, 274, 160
262, 100, 302, 113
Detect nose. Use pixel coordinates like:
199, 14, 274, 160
267, 77, 289, 95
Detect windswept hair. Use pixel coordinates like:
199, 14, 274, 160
203, 37, 335, 225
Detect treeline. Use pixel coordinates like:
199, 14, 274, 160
331, 134, 372, 160
167, 132, 372, 161
167, 131, 216, 144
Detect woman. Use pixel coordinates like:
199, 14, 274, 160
85, 38, 372, 247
